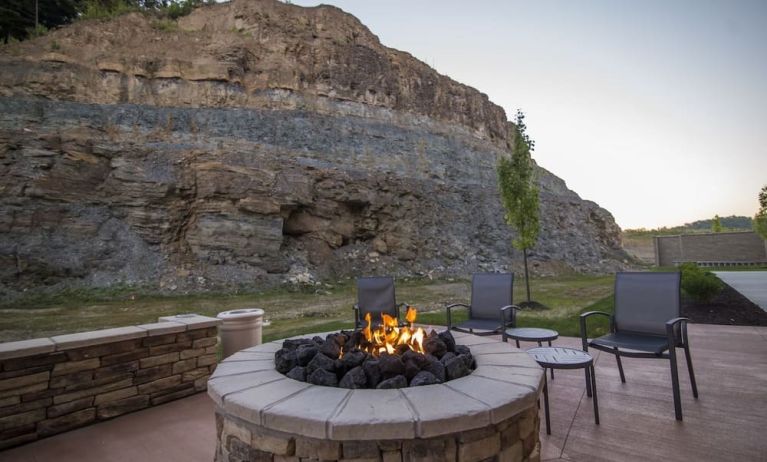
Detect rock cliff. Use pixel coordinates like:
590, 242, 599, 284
0, 0, 627, 296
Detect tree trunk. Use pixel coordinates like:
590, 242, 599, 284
523, 248, 531, 303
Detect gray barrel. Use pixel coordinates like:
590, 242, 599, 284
216, 308, 264, 359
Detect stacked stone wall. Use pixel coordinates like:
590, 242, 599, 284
216, 406, 541, 462
0, 314, 220, 449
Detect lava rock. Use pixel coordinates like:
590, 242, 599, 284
312, 336, 325, 345
394, 344, 411, 356
424, 333, 447, 358
319, 337, 342, 358
445, 356, 471, 380
296, 345, 319, 367
306, 350, 335, 375
274, 348, 298, 374
308, 368, 338, 387
363, 359, 382, 387
439, 352, 457, 366
340, 350, 366, 369
458, 353, 474, 369
402, 350, 430, 368
376, 375, 408, 389
339, 366, 367, 389
286, 366, 307, 382
410, 370, 440, 386
438, 330, 457, 353
378, 353, 406, 379
282, 338, 313, 350
346, 330, 364, 350
455, 345, 471, 356
404, 359, 421, 381
335, 333, 347, 347
424, 355, 446, 382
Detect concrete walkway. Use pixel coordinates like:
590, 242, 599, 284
714, 271, 767, 311
1, 324, 766, 462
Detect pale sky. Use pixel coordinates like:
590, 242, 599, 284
287, 0, 767, 229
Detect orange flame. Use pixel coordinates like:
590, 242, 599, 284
362, 306, 426, 357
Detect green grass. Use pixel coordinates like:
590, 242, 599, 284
0, 274, 615, 342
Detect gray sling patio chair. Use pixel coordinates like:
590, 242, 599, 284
447, 273, 517, 336
580, 271, 699, 420
354, 276, 406, 328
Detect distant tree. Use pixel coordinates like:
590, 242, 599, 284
0, 0, 212, 43
497, 110, 540, 304
0, 0, 80, 43
754, 185, 767, 240
711, 215, 722, 233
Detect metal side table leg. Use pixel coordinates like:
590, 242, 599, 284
590, 363, 599, 425
543, 371, 551, 435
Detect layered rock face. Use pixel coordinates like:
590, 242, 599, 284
0, 0, 626, 296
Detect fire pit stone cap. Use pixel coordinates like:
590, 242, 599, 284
207, 330, 543, 440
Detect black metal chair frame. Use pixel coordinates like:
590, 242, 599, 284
353, 276, 408, 328
580, 272, 699, 420
447, 273, 518, 336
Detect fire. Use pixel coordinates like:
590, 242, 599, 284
361, 306, 426, 357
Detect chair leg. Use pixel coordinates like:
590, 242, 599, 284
669, 346, 683, 421
543, 372, 551, 435
515, 339, 520, 348
585, 366, 592, 398
683, 343, 699, 399
547, 340, 554, 379
614, 348, 626, 383
590, 364, 599, 425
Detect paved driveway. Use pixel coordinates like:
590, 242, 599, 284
714, 271, 767, 311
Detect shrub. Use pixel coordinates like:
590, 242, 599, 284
679, 263, 723, 303
81, 0, 138, 20
151, 19, 178, 32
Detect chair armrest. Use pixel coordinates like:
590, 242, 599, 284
579, 311, 613, 351
665, 317, 689, 347
445, 303, 470, 329
500, 305, 521, 341
353, 304, 360, 329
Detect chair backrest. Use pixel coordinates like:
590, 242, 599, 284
470, 273, 514, 320
614, 272, 680, 336
356, 276, 397, 320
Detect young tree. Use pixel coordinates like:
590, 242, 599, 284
754, 185, 767, 240
497, 110, 540, 304
711, 214, 722, 233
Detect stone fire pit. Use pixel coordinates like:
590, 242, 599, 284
208, 329, 544, 462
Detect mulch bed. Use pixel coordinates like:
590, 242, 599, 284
682, 283, 767, 326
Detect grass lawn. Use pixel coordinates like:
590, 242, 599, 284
0, 274, 616, 343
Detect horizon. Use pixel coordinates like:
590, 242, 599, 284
289, 0, 767, 230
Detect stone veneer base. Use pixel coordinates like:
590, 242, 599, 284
209, 330, 544, 462
0, 314, 221, 449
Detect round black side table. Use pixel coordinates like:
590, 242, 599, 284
504, 327, 559, 348
504, 327, 560, 379
527, 346, 600, 435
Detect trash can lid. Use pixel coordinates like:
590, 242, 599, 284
217, 308, 265, 320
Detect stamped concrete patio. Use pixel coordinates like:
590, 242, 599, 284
1, 324, 765, 462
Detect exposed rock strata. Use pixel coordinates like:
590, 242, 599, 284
0, 0, 627, 296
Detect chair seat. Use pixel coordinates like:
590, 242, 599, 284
453, 318, 502, 332
590, 332, 669, 355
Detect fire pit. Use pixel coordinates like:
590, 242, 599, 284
273, 308, 476, 389
208, 328, 544, 462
